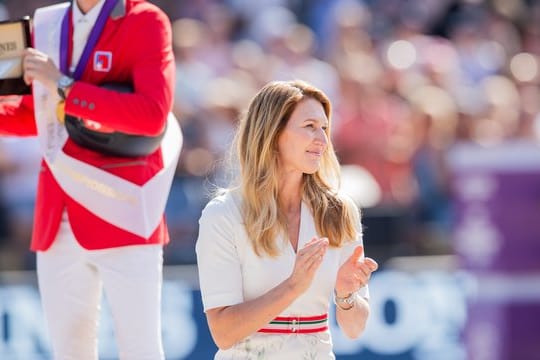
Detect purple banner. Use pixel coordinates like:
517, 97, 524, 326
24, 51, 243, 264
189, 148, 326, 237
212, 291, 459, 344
449, 141, 540, 360
449, 141, 540, 272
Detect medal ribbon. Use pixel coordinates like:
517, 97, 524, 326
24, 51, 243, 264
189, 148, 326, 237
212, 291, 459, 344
59, 0, 118, 79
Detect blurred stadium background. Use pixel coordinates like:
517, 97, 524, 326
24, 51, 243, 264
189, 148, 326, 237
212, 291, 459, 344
1, 0, 540, 359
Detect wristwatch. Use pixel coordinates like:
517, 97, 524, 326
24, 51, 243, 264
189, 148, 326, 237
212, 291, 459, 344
334, 290, 355, 310
57, 75, 74, 100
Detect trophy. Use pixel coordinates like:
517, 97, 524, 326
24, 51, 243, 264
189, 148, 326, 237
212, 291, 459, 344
0, 16, 31, 95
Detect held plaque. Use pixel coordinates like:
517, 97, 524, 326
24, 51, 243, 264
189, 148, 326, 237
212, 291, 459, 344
0, 17, 31, 95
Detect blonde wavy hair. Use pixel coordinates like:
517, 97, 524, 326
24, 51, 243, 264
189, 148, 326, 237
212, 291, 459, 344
234, 80, 360, 257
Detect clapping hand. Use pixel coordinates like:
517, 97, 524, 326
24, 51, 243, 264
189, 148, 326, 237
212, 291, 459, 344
288, 237, 329, 295
335, 246, 378, 297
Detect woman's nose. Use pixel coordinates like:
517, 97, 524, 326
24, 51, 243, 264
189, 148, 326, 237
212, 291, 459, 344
315, 128, 328, 145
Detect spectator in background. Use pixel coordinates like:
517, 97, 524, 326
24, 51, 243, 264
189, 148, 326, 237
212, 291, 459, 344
196, 80, 377, 358
408, 85, 458, 252
332, 54, 417, 208
2, 0, 540, 269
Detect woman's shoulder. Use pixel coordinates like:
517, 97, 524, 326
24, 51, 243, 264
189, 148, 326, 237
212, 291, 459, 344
336, 190, 360, 209
200, 188, 242, 220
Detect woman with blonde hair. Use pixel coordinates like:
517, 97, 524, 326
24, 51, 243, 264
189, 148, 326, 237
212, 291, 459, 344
196, 80, 378, 359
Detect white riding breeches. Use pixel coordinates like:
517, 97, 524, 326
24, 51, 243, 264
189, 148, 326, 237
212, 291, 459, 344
37, 213, 164, 360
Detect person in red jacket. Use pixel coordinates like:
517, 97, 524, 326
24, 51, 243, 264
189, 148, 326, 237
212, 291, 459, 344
0, 0, 182, 358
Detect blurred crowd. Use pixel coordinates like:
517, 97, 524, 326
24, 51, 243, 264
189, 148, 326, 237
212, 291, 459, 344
1, 0, 540, 270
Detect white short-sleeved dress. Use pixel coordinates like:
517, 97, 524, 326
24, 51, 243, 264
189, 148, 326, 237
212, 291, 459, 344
196, 191, 369, 360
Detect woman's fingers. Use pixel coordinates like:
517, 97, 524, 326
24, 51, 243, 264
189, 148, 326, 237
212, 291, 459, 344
289, 238, 329, 294
22, 47, 61, 89
298, 237, 328, 259
353, 257, 378, 284
365, 257, 378, 272
337, 248, 378, 294
349, 246, 364, 263
296, 237, 328, 272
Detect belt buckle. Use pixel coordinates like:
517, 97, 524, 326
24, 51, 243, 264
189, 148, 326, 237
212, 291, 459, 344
290, 316, 300, 333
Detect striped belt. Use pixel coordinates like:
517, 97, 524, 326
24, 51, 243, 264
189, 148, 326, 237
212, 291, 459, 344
257, 314, 328, 334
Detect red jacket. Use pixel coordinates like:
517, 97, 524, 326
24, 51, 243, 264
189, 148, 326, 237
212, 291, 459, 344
0, 0, 176, 251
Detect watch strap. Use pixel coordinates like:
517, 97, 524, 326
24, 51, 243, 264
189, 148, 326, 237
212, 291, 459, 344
334, 290, 355, 310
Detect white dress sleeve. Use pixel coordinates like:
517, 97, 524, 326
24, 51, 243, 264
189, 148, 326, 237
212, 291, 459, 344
196, 194, 244, 311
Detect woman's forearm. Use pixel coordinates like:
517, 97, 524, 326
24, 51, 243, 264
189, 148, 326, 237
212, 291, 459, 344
206, 278, 302, 349
336, 295, 370, 339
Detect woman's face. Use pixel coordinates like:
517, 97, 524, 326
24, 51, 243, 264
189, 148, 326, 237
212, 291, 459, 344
276, 97, 329, 176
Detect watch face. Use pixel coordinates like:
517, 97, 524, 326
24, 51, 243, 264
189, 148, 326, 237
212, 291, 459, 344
57, 76, 74, 99
59, 76, 73, 88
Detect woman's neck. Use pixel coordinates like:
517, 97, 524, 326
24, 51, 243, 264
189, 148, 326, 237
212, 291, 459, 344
278, 175, 303, 214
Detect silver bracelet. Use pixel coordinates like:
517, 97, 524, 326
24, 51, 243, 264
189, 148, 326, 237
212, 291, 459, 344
333, 290, 355, 311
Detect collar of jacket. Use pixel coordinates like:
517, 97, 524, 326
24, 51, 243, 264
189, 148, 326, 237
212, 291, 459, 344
111, 0, 126, 18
